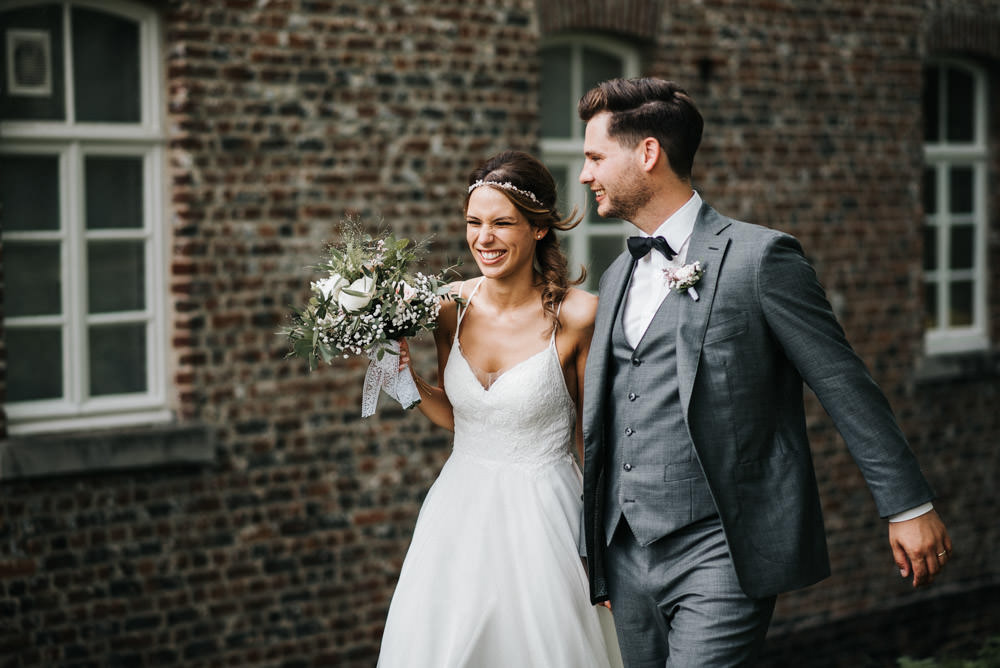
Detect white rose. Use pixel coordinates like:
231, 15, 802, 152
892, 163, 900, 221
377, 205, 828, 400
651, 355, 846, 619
313, 273, 348, 301
338, 275, 376, 311
399, 280, 416, 301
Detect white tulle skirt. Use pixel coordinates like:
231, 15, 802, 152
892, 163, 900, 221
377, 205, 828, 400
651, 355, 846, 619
377, 449, 623, 667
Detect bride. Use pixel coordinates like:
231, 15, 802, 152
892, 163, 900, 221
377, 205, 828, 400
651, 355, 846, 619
377, 150, 623, 667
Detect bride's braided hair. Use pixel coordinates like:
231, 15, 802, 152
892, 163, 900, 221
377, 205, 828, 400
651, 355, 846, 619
465, 150, 585, 331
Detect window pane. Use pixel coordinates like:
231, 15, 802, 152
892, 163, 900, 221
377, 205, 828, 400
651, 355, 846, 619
949, 166, 973, 213
949, 225, 974, 270
4, 241, 61, 316
588, 235, 625, 289
922, 167, 936, 215
581, 48, 623, 95
547, 163, 578, 220
924, 283, 938, 329
923, 226, 937, 272
72, 7, 140, 123
6, 327, 63, 402
0, 5, 65, 121
0, 154, 60, 231
87, 241, 145, 313
922, 67, 939, 143
540, 46, 572, 139
86, 156, 143, 229
948, 281, 973, 326
89, 323, 147, 395
945, 68, 974, 143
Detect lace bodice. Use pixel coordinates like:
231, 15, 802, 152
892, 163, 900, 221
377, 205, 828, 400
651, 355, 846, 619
443, 279, 576, 468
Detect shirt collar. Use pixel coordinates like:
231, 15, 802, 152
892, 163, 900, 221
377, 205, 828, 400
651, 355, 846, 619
644, 191, 702, 256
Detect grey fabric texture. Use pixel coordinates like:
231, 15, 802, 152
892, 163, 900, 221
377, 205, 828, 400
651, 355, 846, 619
582, 203, 934, 602
606, 517, 775, 667
603, 289, 715, 546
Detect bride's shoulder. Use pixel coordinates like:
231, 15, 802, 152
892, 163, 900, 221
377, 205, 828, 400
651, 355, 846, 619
436, 278, 474, 326
559, 287, 597, 333
441, 280, 461, 302
444, 277, 482, 298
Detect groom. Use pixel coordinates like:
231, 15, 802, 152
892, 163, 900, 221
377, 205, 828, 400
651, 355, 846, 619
578, 77, 952, 666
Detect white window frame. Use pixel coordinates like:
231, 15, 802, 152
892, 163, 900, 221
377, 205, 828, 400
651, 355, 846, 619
923, 58, 989, 355
539, 34, 640, 291
2, 0, 168, 435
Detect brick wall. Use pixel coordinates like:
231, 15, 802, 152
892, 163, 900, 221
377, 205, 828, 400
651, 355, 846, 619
1, 1, 998, 666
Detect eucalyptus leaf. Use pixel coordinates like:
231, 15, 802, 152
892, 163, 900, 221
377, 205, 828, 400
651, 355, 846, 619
294, 338, 314, 359
319, 343, 334, 364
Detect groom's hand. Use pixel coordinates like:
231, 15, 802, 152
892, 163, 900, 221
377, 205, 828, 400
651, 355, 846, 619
888, 510, 952, 588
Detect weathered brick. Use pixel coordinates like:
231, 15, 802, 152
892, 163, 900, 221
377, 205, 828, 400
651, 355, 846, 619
0, 559, 36, 579
1, 3, 998, 668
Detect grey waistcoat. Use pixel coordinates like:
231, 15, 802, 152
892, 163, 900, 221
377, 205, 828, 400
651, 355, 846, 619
604, 290, 717, 546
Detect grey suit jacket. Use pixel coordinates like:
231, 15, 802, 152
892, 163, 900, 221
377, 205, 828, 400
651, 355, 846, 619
581, 203, 934, 602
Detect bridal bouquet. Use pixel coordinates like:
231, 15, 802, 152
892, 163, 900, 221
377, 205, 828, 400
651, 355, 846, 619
283, 219, 458, 417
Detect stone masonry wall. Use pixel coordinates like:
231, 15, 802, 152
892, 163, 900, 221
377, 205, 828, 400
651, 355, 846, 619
1, 1, 998, 666
3, 1, 543, 665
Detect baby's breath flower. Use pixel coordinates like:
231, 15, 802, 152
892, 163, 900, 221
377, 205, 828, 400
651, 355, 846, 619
281, 217, 461, 370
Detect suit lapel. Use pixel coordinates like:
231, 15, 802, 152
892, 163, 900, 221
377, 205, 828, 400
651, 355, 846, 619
583, 251, 634, 447
676, 204, 732, 416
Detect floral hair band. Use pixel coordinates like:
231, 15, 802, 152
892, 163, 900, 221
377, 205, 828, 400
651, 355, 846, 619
468, 179, 543, 206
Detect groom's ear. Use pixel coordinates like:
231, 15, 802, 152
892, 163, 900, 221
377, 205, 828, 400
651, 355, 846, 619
638, 137, 661, 173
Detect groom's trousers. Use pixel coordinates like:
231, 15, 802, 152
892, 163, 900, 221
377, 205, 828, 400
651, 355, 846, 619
605, 515, 775, 668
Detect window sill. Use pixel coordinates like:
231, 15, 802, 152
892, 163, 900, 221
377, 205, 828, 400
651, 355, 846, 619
0, 422, 215, 481
914, 348, 1000, 384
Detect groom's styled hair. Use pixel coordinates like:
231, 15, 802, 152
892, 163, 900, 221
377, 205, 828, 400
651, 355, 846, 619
578, 77, 703, 181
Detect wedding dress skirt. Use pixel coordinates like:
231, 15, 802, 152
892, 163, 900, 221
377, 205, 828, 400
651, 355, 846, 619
378, 285, 622, 667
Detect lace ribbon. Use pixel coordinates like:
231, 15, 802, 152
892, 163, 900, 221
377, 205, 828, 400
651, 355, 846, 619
361, 339, 421, 418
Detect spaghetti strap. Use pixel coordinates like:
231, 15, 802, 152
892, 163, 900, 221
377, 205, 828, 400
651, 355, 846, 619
454, 277, 485, 343
550, 298, 564, 345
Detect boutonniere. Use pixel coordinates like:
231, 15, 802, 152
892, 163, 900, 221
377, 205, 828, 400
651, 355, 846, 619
663, 261, 704, 301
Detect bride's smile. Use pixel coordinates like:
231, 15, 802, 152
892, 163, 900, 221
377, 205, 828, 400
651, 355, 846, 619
465, 186, 544, 280
476, 248, 506, 263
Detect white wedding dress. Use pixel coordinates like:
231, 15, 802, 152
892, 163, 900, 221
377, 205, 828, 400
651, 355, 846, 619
377, 280, 623, 668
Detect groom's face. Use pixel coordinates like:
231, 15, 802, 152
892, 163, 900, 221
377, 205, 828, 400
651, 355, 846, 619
580, 112, 651, 222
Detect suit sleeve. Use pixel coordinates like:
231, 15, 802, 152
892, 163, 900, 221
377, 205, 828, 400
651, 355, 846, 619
755, 233, 934, 517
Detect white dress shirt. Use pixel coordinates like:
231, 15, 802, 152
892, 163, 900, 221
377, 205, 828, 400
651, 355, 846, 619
622, 191, 702, 348
620, 191, 933, 523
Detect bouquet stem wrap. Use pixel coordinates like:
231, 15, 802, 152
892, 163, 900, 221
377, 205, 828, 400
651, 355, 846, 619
361, 339, 421, 417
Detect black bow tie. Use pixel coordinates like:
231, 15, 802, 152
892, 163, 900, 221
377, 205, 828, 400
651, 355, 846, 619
627, 236, 676, 261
